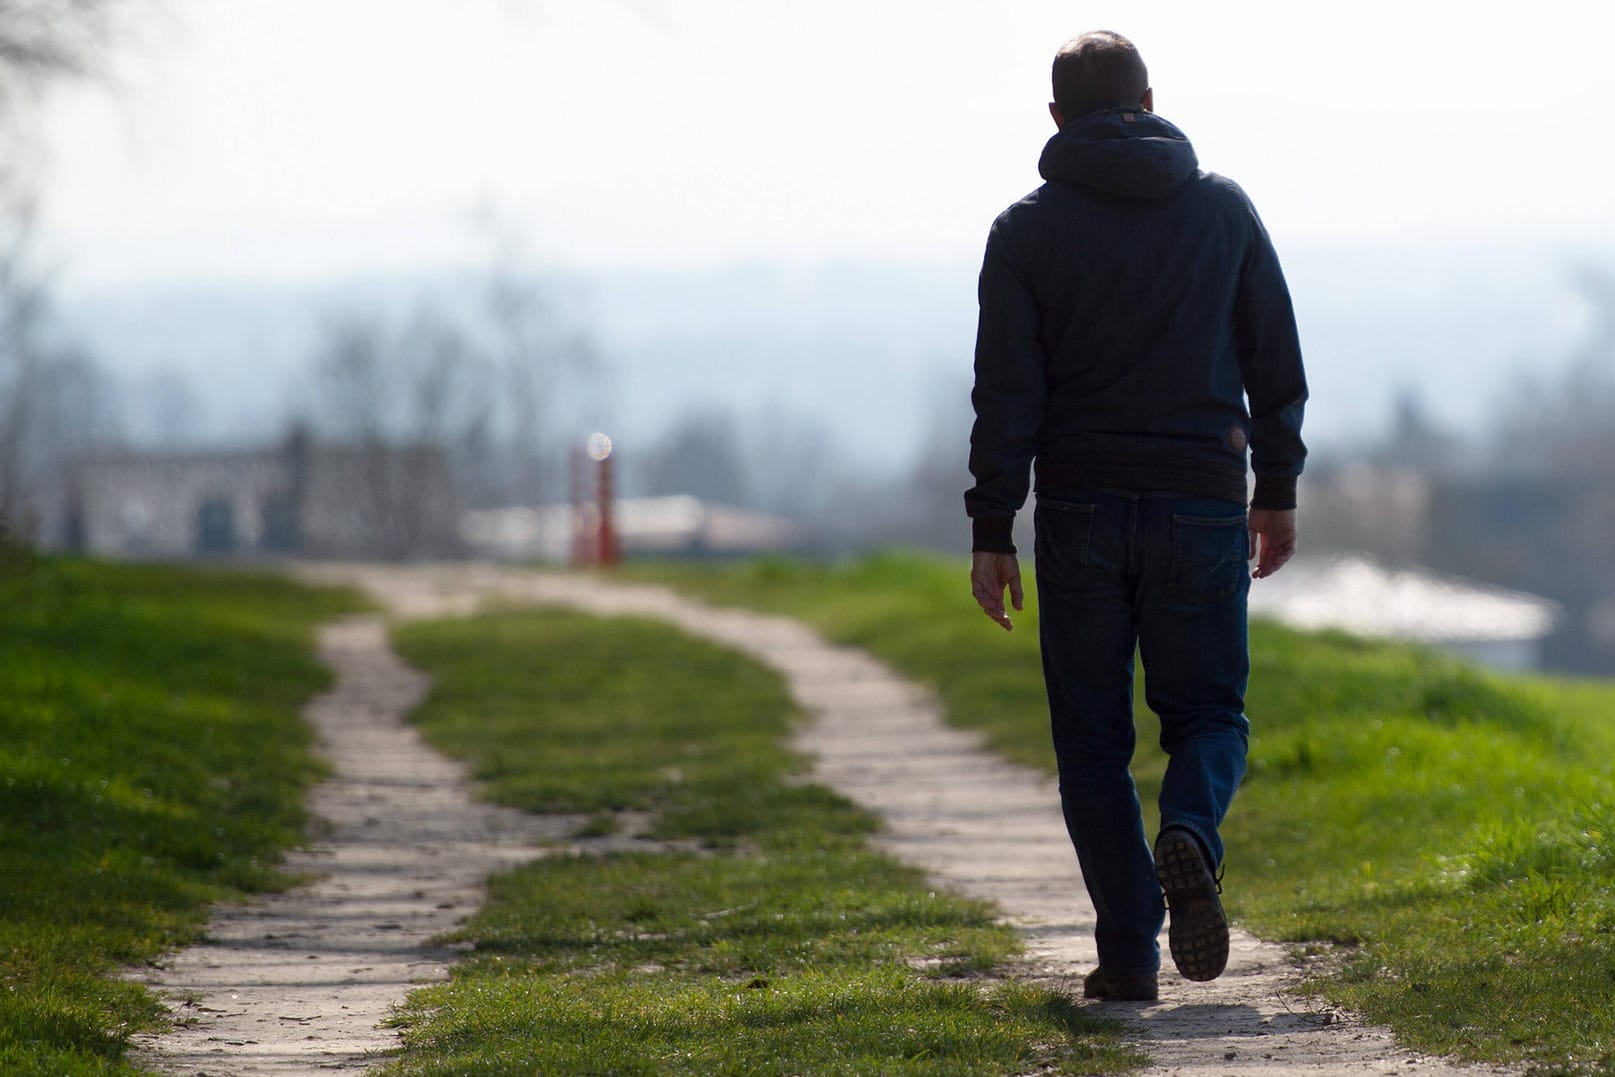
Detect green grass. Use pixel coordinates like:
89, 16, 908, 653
385, 609, 1142, 1076
0, 554, 361, 1076
631, 552, 1615, 1075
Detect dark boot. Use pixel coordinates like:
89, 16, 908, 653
1082, 966, 1159, 1001
1154, 827, 1229, 982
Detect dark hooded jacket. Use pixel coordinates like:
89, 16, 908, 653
965, 106, 1308, 553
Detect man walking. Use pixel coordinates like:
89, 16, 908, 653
965, 31, 1307, 1001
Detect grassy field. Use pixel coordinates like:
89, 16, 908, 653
0, 554, 360, 1077
385, 608, 1142, 1076
632, 552, 1615, 1076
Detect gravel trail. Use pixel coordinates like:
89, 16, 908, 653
131, 564, 1513, 1076
127, 616, 559, 1074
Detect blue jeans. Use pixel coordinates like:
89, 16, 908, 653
1034, 490, 1251, 975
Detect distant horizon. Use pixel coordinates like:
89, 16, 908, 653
55, 236, 1608, 482
53, 227, 1614, 301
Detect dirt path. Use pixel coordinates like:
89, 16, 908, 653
135, 563, 1513, 1075
126, 617, 562, 1074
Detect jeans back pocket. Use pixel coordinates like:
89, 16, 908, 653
1034, 498, 1095, 590
1169, 512, 1248, 604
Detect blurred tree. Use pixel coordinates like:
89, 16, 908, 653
0, 207, 49, 520
0, 201, 120, 538
299, 236, 602, 527
1422, 264, 1615, 671
910, 376, 974, 544
469, 207, 601, 508
0, 1, 121, 92
639, 409, 752, 506
1500, 264, 1615, 476
313, 305, 496, 449
0, 0, 132, 544
740, 403, 839, 519
306, 304, 487, 557
821, 373, 975, 554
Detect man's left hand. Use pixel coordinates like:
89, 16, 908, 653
1249, 508, 1297, 579
971, 551, 1023, 631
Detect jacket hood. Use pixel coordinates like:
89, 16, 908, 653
1037, 107, 1198, 199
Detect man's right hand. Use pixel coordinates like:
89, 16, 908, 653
971, 551, 1023, 631
1249, 508, 1297, 579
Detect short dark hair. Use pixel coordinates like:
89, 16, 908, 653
1052, 31, 1149, 118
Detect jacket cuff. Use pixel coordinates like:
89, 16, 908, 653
971, 516, 1017, 554
1250, 473, 1297, 511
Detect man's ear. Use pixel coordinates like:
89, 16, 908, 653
1049, 101, 1065, 128
1141, 88, 1154, 113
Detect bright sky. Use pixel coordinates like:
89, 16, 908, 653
39, 0, 1615, 290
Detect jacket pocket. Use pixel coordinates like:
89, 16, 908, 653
1034, 498, 1095, 589
1169, 512, 1248, 604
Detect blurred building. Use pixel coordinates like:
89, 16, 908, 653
1306, 458, 1615, 673
48, 434, 460, 560
1248, 554, 1560, 672
460, 495, 800, 563
1422, 477, 1615, 672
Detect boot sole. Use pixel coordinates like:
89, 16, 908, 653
1155, 829, 1229, 982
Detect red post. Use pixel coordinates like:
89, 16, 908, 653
569, 445, 588, 568
597, 446, 618, 568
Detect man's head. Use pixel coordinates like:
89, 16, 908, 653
1050, 31, 1151, 128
